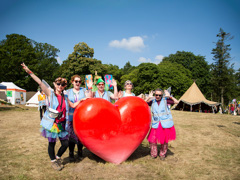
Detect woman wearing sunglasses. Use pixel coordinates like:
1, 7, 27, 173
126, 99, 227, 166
66, 75, 92, 162
145, 88, 179, 160
118, 80, 135, 98
21, 63, 69, 171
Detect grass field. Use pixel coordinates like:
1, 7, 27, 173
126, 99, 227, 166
0, 106, 239, 180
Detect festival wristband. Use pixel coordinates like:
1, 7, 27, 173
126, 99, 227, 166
28, 71, 33, 75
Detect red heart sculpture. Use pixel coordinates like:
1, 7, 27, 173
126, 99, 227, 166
73, 96, 151, 164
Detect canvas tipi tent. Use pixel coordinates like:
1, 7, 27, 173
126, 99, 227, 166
1, 82, 26, 105
26, 91, 40, 107
173, 82, 220, 113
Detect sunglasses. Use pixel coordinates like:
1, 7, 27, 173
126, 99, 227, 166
126, 83, 132, 85
56, 83, 66, 86
98, 83, 104, 86
74, 80, 81, 84
155, 94, 162, 97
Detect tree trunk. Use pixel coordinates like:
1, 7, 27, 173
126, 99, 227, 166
221, 88, 224, 106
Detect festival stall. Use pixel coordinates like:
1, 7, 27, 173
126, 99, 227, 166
0, 83, 7, 102
173, 82, 220, 113
1, 82, 26, 105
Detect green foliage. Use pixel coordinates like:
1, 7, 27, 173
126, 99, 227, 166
103, 64, 123, 90
211, 28, 235, 105
162, 51, 211, 97
59, 42, 106, 88
0, 34, 60, 91
120, 62, 192, 98
122, 61, 135, 74
158, 61, 192, 99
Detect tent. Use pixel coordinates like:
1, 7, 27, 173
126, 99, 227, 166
0, 83, 7, 90
173, 82, 220, 113
26, 91, 40, 107
0, 83, 7, 102
1, 82, 26, 105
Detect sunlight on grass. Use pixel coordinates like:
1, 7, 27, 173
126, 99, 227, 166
0, 108, 239, 179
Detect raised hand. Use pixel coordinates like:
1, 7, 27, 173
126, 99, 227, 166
164, 90, 170, 98
87, 81, 93, 89
118, 91, 123, 99
112, 79, 117, 86
149, 90, 154, 98
21, 63, 31, 74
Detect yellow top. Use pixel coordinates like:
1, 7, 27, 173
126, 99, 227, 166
38, 94, 46, 101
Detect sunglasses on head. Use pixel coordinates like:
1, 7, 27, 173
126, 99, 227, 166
74, 80, 81, 84
155, 94, 162, 97
56, 82, 66, 86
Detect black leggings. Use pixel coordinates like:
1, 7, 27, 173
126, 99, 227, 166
48, 139, 69, 160
40, 105, 46, 120
69, 138, 83, 154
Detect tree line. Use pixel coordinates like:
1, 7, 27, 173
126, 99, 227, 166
0, 29, 239, 107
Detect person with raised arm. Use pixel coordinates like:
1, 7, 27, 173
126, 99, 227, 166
21, 63, 69, 171
118, 80, 135, 98
145, 88, 179, 160
93, 78, 118, 101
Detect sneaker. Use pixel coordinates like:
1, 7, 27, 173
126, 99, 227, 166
151, 155, 157, 159
51, 160, 62, 171
56, 158, 64, 168
159, 156, 165, 161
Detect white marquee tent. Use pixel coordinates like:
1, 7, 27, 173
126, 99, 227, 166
1, 82, 26, 105
26, 91, 41, 107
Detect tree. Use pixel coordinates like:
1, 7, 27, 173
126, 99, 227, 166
0, 34, 37, 90
103, 64, 123, 90
162, 51, 211, 97
0, 34, 60, 91
122, 61, 135, 74
33, 42, 60, 87
211, 28, 234, 105
157, 61, 193, 99
59, 42, 106, 87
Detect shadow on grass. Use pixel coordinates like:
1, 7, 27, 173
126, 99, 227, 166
126, 143, 150, 161
63, 143, 175, 164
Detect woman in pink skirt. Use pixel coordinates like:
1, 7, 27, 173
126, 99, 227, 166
145, 88, 179, 160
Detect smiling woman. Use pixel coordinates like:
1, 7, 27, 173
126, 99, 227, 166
21, 62, 69, 171
66, 74, 93, 162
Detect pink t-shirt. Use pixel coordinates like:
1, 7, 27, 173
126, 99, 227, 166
55, 94, 66, 123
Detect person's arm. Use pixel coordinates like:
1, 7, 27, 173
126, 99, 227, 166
164, 90, 179, 104
67, 98, 82, 108
110, 79, 118, 100
145, 90, 154, 102
21, 63, 51, 97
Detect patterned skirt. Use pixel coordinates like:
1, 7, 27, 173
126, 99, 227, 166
68, 121, 79, 143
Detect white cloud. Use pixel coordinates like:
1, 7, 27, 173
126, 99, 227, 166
56, 57, 62, 64
109, 36, 145, 52
138, 55, 164, 64
154, 55, 164, 63
138, 57, 152, 63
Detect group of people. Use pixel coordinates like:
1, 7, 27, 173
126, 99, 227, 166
21, 62, 179, 171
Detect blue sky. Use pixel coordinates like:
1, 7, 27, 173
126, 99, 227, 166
0, 0, 239, 70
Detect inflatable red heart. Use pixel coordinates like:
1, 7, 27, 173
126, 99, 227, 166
73, 96, 151, 164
